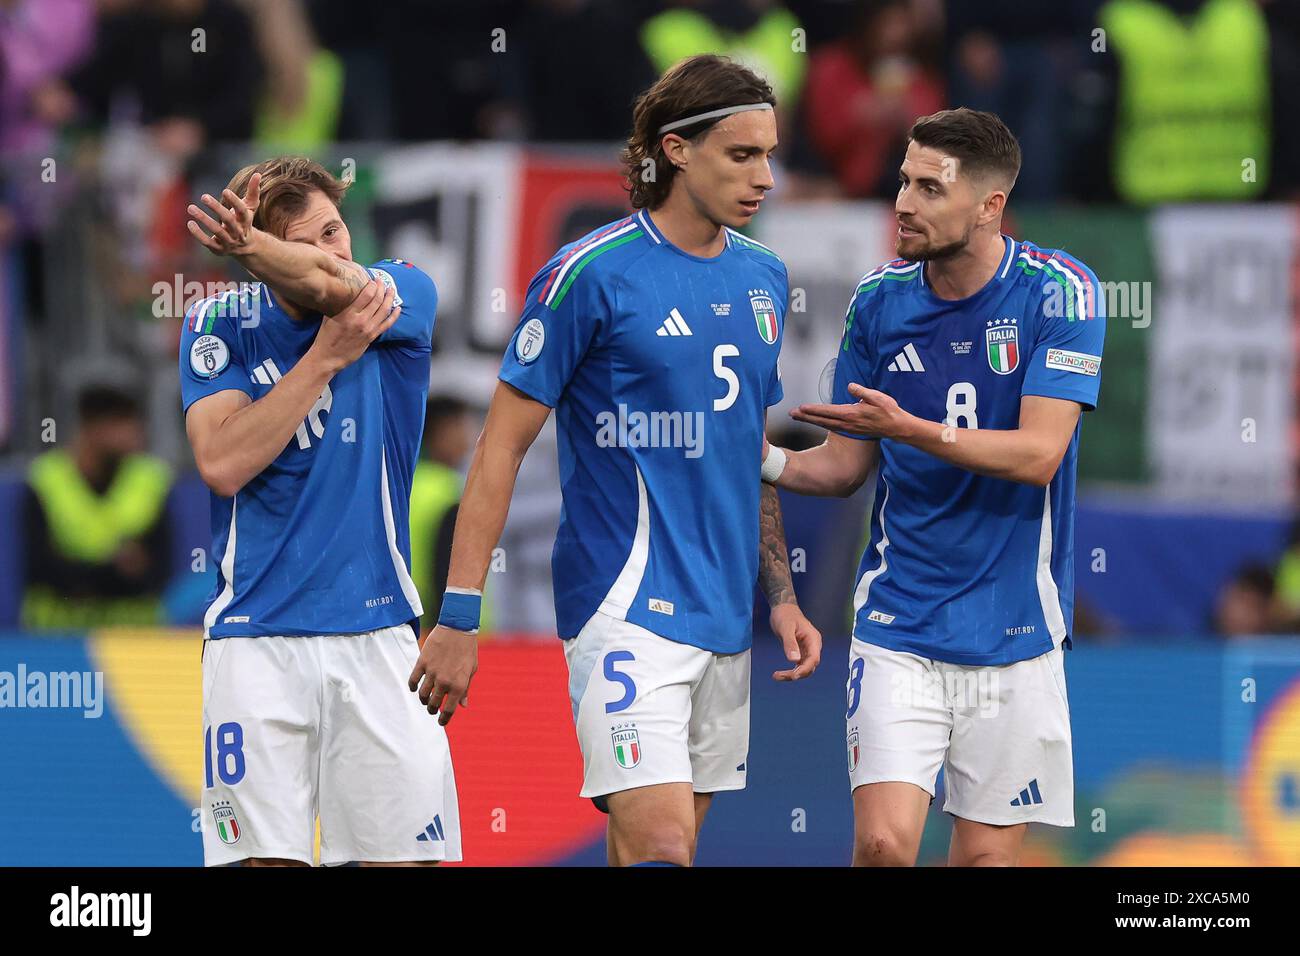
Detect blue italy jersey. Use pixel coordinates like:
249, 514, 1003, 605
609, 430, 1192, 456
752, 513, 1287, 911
499, 209, 786, 654
178, 260, 436, 639
833, 236, 1105, 665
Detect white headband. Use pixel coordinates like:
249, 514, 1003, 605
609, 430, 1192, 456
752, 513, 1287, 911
657, 102, 773, 135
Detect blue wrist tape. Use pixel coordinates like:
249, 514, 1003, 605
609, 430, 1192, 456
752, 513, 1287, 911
437, 590, 482, 633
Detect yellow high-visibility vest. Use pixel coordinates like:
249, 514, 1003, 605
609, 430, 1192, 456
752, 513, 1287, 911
28, 450, 171, 563
641, 8, 806, 107
23, 450, 171, 629
409, 460, 494, 634
1102, 0, 1270, 203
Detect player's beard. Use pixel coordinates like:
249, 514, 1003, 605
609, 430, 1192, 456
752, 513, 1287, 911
896, 223, 973, 262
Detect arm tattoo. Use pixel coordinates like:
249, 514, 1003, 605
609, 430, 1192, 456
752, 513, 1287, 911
758, 481, 796, 607
332, 258, 370, 298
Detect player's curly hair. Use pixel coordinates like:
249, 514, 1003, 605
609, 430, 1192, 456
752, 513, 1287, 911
226, 156, 350, 239
622, 55, 777, 210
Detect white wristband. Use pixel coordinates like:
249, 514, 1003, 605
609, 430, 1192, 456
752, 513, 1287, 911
761, 444, 788, 484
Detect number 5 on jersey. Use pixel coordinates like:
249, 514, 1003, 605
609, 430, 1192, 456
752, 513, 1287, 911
714, 344, 740, 411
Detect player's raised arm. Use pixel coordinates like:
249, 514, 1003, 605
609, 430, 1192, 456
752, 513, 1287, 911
408, 380, 551, 725
186, 171, 371, 316
185, 280, 397, 497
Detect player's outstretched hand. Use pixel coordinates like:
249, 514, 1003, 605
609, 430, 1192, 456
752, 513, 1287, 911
771, 603, 821, 682
409, 624, 478, 726
310, 278, 399, 373
187, 172, 262, 256
790, 383, 913, 440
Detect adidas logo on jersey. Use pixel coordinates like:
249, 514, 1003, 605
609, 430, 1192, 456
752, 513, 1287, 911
887, 343, 925, 372
656, 308, 693, 337
1010, 779, 1044, 806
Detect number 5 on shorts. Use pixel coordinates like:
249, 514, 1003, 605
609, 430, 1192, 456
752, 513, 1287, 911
604, 651, 636, 714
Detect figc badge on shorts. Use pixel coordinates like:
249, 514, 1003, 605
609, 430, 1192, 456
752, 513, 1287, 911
211, 800, 242, 845
612, 726, 641, 769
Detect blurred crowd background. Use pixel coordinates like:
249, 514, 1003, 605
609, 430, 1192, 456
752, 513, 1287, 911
2, 0, 1299, 867
4, 0, 1300, 636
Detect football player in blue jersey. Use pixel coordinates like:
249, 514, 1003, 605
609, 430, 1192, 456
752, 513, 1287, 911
181, 157, 460, 866
407, 55, 821, 867
764, 109, 1105, 866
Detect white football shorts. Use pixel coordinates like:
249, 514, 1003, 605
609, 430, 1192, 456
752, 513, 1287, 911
845, 637, 1074, 827
200, 625, 462, 865
563, 611, 750, 804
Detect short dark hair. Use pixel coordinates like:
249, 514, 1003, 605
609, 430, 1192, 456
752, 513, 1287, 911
908, 108, 1022, 191
622, 54, 776, 210
226, 156, 350, 239
78, 385, 141, 425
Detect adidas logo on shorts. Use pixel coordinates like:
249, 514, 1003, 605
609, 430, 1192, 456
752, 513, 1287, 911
1010, 779, 1044, 806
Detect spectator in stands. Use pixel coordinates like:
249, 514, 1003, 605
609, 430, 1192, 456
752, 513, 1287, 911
1093, 0, 1272, 204
409, 395, 475, 633
801, 0, 944, 198
505, 0, 657, 143
641, 0, 807, 109
1269, 517, 1300, 629
303, 0, 393, 140
71, 0, 264, 148
0, 0, 94, 157
1212, 563, 1278, 637
248, 0, 343, 152
68, 0, 267, 345
944, 0, 1090, 202
356, 0, 523, 140
1261, 0, 1300, 199
22, 384, 174, 629
0, 0, 95, 262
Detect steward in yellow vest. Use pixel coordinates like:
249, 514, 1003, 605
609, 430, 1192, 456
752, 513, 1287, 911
641, 4, 807, 108
21, 387, 173, 629
409, 396, 482, 633
1101, 0, 1270, 203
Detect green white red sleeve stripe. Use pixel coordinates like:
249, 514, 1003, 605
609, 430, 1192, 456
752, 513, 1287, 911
855, 260, 921, 296
539, 217, 639, 309
1017, 249, 1098, 321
